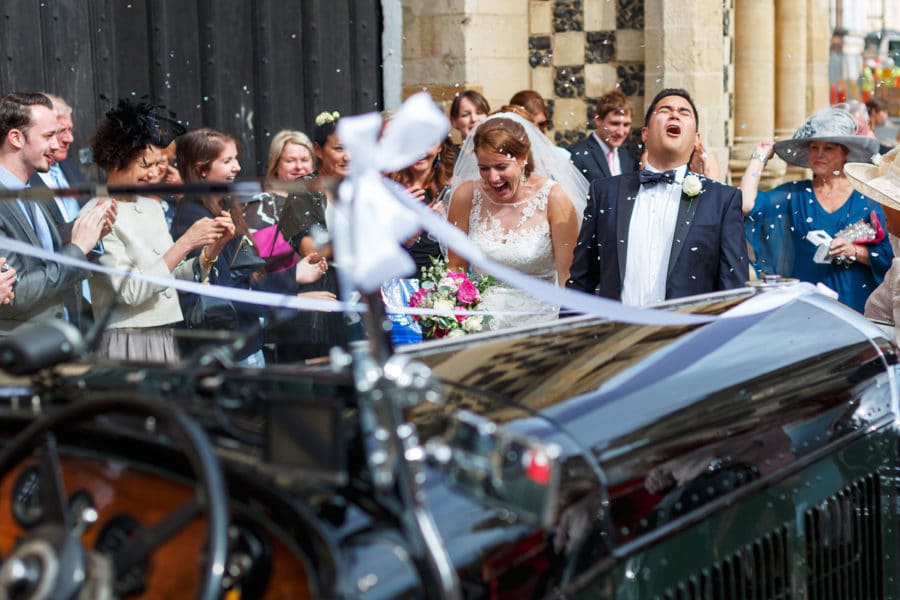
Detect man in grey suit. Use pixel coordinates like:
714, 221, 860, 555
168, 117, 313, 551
28, 94, 86, 233
569, 89, 640, 184
0, 92, 115, 334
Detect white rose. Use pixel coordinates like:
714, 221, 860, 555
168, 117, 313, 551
682, 174, 702, 197
462, 316, 483, 333
438, 276, 459, 292
433, 298, 455, 312
446, 328, 466, 338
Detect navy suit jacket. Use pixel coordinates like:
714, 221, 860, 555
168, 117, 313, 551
569, 134, 639, 185
566, 170, 748, 301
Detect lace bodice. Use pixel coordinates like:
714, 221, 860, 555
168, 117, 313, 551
469, 179, 557, 283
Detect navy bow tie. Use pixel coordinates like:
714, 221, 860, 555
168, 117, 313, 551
639, 169, 676, 185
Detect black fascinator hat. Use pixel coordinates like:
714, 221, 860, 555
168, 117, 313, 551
91, 97, 187, 172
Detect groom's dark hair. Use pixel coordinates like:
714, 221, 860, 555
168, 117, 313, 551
643, 88, 699, 128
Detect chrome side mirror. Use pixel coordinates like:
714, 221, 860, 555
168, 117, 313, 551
428, 410, 561, 527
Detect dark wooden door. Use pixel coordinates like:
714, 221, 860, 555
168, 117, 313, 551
0, 0, 383, 175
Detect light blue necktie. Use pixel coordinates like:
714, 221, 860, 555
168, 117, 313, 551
18, 199, 54, 252
49, 165, 80, 222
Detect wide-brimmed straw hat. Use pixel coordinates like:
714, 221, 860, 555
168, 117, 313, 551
773, 107, 879, 168
845, 146, 900, 212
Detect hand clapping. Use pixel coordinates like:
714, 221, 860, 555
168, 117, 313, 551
71, 197, 118, 255
0, 258, 15, 305
295, 252, 328, 285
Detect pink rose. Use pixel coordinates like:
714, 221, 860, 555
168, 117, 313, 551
447, 271, 466, 281
454, 307, 467, 323
456, 279, 479, 304
409, 288, 427, 308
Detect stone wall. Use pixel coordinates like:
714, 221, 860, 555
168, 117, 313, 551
528, 0, 646, 148
400, 0, 829, 188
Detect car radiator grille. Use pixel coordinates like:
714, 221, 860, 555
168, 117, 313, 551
805, 474, 883, 600
656, 526, 792, 600
654, 474, 885, 599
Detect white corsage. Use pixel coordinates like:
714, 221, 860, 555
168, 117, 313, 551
315, 110, 341, 127
682, 173, 703, 198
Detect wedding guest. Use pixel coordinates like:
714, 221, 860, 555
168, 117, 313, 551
509, 90, 550, 133
742, 106, 891, 313
0, 92, 114, 334
156, 140, 181, 185
449, 90, 490, 141
278, 111, 348, 361
244, 130, 315, 272
85, 99, 233, 362
865, 96, 894, 154
388, 136, 455, 272
567, 88, 747, 304
150, 139, 180, 227
569, 89, 639, 183
846, 147, 900, 333
172, 128, 326, 365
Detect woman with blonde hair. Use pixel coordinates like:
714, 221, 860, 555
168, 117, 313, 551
244, 130, 316, 273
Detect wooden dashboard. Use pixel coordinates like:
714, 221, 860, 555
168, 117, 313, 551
0, 454, 314, 599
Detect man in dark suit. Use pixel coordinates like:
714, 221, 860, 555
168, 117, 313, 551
566, 88, 747, 304
0, 92, 114, 333
569, 89, 640, 183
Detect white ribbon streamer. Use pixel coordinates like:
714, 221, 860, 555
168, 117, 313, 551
0, 91, 838, 330
334, 92, 451, 293
329, 92, 837, 327
0, 235, 363, 313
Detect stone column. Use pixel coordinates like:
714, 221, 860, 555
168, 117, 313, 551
645, 0, 729, 180
806, 0, 831, 114
775, 0, 808, 182
729, 0, 783, 186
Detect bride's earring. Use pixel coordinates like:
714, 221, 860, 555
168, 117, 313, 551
520, 160, 527, 183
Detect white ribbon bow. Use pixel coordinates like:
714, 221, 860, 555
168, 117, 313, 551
333, 92, 450, 293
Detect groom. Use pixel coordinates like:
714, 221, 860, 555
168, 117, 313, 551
566, 88, 747, 304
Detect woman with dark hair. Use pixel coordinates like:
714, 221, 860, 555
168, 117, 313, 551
171, 128, 327, 366
509, 90, 549, 133
267, 111, 350, 361
449, 90, 490, 141
388, 135, 456, 272
85, 99, 234, 362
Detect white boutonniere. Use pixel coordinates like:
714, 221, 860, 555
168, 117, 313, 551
682, 173, 703, 211
682, 173, 702, 198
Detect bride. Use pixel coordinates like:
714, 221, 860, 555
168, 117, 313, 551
446, 113, 588, 330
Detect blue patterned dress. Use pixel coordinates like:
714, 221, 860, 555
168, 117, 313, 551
745, 180, 893, 313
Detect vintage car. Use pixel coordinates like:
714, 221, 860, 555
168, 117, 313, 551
0, 264, 895, 600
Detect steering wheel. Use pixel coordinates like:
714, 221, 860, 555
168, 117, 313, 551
0, 394, 229, 600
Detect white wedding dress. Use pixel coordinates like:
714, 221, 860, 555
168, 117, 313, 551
469, 179, 561, 330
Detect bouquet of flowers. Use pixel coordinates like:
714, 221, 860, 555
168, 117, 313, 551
408, 257, 493, 339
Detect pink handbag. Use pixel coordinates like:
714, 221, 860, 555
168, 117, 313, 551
251, 225, 298, 273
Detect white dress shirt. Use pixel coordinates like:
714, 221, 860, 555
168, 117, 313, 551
592, 133, 621, 176
621, 164, 687, 306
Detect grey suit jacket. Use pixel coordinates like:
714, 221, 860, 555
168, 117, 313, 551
0, 181, 88, 333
